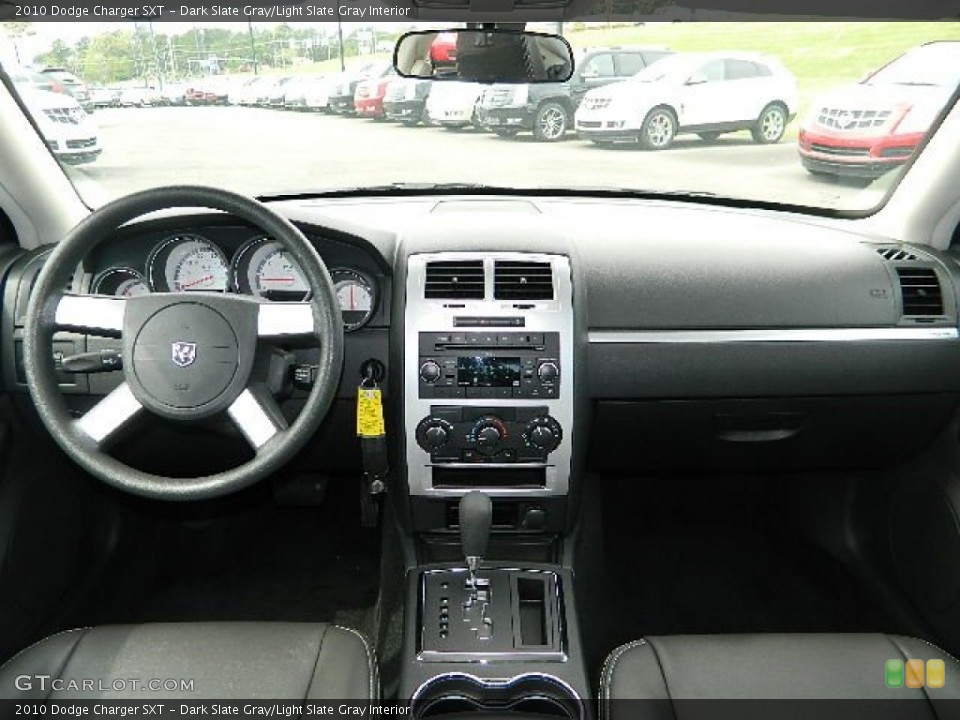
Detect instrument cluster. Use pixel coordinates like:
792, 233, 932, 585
88, 233, 378, 332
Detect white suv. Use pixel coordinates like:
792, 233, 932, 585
575, 51, 798, 150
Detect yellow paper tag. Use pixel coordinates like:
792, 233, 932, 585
357, 388, 385, 437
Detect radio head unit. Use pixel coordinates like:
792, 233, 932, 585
418, 331, 560, 399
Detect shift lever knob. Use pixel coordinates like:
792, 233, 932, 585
459, 491, 492, 564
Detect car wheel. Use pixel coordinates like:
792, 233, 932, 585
698, 132, 722, 142
752, 103, 787, 144
533, 102, 569, 142
639, 107, 677, 150
492, 128, 520, 138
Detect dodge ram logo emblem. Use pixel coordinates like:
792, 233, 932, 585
171, 341, 197, 368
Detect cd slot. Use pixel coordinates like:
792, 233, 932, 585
432, 467, 547, 489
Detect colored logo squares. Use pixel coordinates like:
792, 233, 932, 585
886, 659, 946, 688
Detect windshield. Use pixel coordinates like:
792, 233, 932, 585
2, 21, 959, 212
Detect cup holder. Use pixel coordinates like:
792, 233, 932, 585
412, 673, 582, 720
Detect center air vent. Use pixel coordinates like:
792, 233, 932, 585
494, 261, 554, 301
896, 267, 943, 316
424, 260, 485, 300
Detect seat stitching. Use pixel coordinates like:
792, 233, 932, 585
334, 626, 378, 700
0, 627, 90, 676
888, 635, 941, 720
645, 638, 679, 720
599, 639, 646, 720
45, 628, 91, 700
303, 625, 330, 700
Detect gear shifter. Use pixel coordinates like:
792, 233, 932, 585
459, 491, 492, 599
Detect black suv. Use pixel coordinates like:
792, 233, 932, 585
475, 46, 673, 141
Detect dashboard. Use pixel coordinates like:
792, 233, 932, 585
3, 194, 960, 533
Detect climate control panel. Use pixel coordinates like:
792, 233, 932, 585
415, 406, 563, 464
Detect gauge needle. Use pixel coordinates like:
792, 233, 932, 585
180, 274, 213, 289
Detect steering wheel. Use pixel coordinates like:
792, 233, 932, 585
22, 186, 344, 501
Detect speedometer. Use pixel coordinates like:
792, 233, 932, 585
147, 235, 229, 293
332, 268, 376, 332
233, 238, 310, 301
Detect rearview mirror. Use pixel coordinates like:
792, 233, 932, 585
394, 29, 574, 84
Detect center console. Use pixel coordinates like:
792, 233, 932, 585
404, 253, 574, 537
401, 255, 586, 713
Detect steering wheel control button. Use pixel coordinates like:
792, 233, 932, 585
131, 303, 239, 409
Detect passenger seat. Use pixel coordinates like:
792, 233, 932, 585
601, 634, 959, 717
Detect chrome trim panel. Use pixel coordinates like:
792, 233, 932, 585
55, 294, 126, 334
404, 253, 574, 498
227, 389, 281, 450
588, 327, 959, 344
74, 382, 142, 446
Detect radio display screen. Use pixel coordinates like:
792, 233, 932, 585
457, 357, 521, 388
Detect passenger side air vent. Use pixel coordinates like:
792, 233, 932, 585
896, 267, 943, 316
494, 261, 554, 301
424, 260, 485, 300
877, 247, 919, 262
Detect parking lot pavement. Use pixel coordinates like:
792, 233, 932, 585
70, 107, 880, 210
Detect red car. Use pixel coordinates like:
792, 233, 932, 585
354, 74, 397, 118
430, 32, 458, 67
798, 41, 960, 178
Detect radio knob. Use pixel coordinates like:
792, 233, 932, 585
419, 361, 442, 384
525, 416, 562, 453
537, 362, 559, 383
475, 416, 507, 456
416, 417, 452, 451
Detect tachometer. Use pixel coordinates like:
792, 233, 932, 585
233, 238, 310, 301
91, 268, 150, 297
332, 268, 376, 332
147, 235, 229, 293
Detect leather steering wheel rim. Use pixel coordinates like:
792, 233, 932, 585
23, 185, 344, 501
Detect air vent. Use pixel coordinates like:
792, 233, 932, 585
896, 267, 943, 316
494, 261, 554, 301
424, 260, 485, 300
877, 247, 919, 262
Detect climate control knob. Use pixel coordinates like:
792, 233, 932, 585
416, 417, 453, 451
524, 416, 563, 454
419, 361, 442, 384
474, 416, 508, 456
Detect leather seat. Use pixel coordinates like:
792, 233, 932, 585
602, 634, 960, 717
0, 623, 377, 700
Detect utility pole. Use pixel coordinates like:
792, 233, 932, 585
149, 21, 163, 91
337, 20, 345, 72
247, 20, 258, 74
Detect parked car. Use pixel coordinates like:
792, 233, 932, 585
267, 77, 295, 108
430, 31, 458, 69
88, 85, 120, 109
383, 77, 433, 125
798, 41, 960, 178
283, 76, 317, 110
118, 87, 155, 108
39, 68, 92, 110
575, 51, 797, 149
425, 80, 484, 128
17, 87, 101, 164
161, 83, 187, 107
303, 76, 334, 113
203, 77, 232, 105
232, 77, 267, 106
354, 69, 398, 119
328, 63, 387, 114
7, 67, 62, 94
476, 46, 673, 142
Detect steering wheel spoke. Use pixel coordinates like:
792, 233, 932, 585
257, 302, 316, 340
55, 294, 126, 336
227, 386, 289, 452
74, 382, 144, 448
